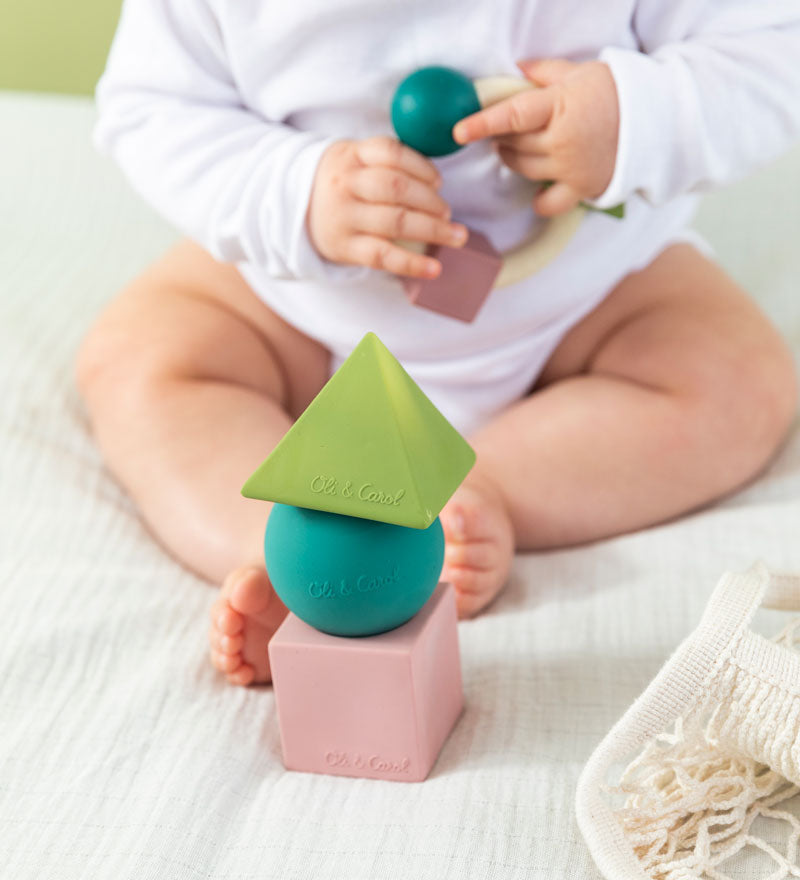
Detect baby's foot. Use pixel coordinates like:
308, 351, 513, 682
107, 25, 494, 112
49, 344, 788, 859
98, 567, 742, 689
209, 566, 288, 686
439, 476, 515, 618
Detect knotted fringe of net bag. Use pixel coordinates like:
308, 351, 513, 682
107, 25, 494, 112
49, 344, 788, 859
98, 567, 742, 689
576, 562, 800, 880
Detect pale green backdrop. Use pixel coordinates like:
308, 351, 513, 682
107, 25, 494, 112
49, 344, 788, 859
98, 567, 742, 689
0, 0, 123, 95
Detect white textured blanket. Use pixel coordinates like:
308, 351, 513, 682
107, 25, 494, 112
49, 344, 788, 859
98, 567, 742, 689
1, 92, 799, 880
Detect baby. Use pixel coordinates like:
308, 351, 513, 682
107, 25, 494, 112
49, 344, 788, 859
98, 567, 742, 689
77, 0, 800, 686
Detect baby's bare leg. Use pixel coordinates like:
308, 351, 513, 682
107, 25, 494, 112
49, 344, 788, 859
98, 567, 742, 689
442, 244, 797, 612
76, 240, 330, 682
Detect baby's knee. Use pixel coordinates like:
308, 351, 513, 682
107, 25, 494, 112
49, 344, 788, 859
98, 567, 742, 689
76, 313, 120, 409
76, 311, 141, 410
75, 292, 177, 420
697, 332, 797, 477
735, 338, 795, 445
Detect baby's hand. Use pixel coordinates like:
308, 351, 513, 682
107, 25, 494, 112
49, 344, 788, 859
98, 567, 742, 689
453, 59, 619, 217
307, 137, 468, 279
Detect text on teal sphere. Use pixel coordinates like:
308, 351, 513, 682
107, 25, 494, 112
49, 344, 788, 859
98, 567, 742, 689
264, 504, 445, 637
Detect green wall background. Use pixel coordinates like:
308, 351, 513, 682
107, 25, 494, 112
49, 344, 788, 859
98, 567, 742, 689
0, 0, 123, 95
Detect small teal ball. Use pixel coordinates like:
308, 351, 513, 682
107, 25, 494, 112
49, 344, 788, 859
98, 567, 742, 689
391, 66, 480, 157
264, 504, 445, 637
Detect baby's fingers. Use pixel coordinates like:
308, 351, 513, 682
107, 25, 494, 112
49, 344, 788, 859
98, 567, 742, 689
494, 130, 549, 154
350, 166, 451, 217
453, 89, 554, 144
533, 181, 581, 216
352, 203, 468, 249
496, 145, 556, 182
346, 235, 442, 279
355, 136, 441, 187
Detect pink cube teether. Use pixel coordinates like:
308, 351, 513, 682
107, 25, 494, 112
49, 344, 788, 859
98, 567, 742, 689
268, 582, 463, 782
403, 228, 502, 323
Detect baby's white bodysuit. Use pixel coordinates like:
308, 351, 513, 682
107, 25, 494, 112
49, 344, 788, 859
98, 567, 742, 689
94, 0, 800, 433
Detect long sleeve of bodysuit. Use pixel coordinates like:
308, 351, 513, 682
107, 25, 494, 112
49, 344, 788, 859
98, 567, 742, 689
591, 0, 800, 209
93, 0, 347, 280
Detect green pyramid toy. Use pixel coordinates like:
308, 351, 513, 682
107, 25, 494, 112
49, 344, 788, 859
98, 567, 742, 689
241, 333, 475, 529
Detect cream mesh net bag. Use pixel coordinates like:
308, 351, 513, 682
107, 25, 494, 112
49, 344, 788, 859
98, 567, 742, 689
576, 563, 800, 880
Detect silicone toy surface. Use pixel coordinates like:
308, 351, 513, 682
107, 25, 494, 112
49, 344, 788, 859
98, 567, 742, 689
403, 228, 503, 323
264, 504, 445, 637
390, 66, 480, 157
269, 583, 463, 782
243, 333, 470, 776
242, 332, 475, 530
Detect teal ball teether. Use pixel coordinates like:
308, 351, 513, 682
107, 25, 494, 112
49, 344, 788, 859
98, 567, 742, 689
264, 504, 445, 637
391, 66, 481, 157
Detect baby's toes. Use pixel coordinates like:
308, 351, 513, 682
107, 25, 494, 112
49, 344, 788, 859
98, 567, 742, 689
444, 539, 497, 572
448, 568, 498, 619
209, 626, 244, 657
210, 648, 243, 675
208, 599, 246, 671
441, 495, 495, 545
208, 628, 242, 672
209, 629, 256, 684
225, 568, 271, 617
210, 597, 245, 637
226, 664, 256, 687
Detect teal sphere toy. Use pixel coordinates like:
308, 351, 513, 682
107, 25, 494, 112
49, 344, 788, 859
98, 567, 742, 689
264, 504, 445, 637
391, 66, 481, 157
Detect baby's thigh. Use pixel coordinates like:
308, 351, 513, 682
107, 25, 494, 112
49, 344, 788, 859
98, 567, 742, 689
539, 241, 797, 456
542, 243, 792, 392
77, 240, 330, 418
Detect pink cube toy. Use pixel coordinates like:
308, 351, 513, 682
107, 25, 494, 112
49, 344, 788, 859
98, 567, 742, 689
403, 228, 502, 322
268, 582, 463, 782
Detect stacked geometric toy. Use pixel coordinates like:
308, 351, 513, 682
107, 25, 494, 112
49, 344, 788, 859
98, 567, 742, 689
242, 333, 475, 781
